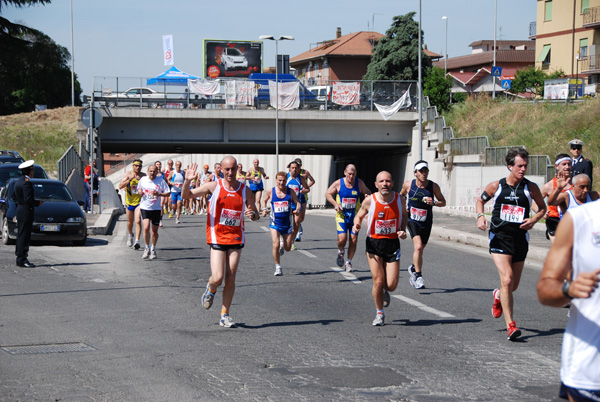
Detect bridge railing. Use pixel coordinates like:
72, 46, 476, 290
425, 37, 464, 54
88, 76, 418, 112
57, 145, 84, 183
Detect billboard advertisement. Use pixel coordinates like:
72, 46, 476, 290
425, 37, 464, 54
203, 40, 262, 78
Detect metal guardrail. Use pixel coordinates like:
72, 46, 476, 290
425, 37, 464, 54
450, 136, 489, 155
442, 126, 454, 142
434, 116, 445, 133
485, 146, 525, 166
57, 145, 84, 183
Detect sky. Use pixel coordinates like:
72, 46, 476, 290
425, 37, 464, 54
4, 0, 538, 96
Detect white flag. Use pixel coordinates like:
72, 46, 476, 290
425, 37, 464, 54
163, 34, 174, 66
374, 86, 412, 121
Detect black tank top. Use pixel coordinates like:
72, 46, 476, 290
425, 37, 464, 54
490, 178, 532, 234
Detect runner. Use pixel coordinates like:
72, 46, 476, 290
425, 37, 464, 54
246, 158, 269, 211
182, 157, 260, 328
547, 173, 599, 214
475, 148, 546, 341
198, 164, 211, 215
236, 163, 247, 183
154, 161, 167, 227
539, 154, 572, 243
400, 160, 446, 289
261, 171, 301, 276
169, 161, 185, 224
537, 200, 600, 402
294, 158, 316, 242
325, 163, 371, 272
353, 171, 407, 326
119, 159, 145, 250
164, 159, 175, 217
137, 164, 170, 259
210, 162, 224, 182
286, 160, 310, 250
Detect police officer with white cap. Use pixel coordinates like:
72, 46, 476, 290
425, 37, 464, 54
569, 139, 593, 188
13, 160, 42, 267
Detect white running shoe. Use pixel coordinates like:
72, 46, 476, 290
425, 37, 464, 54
408, 265, 417, 287
345, 261, 353, 272
336, 250, 344, 267
126, 235, 133, 248
176, 218, 181, 224
383, 290, 390, 307
372, 313, 385, 326
274, 265, 282, 276
150, 249, 157, 260
414, 276, 425, 289
142, 248, 150, 259
279, 244, 285, 256
220, 314, 236, 328
159, 220, 163, 227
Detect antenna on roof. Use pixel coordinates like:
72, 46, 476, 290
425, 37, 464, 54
372, 13, 383, 32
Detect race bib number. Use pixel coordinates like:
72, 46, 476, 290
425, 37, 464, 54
273, 201, 289, 213
174, 182, 183, 188
288, 184, 300, 195
341, 197, 357, 210
500, 204, 525, 223
131, 184, 138, 193
410, 207, 427, 222
375, 219, 397, 235
220, 209, 242, 226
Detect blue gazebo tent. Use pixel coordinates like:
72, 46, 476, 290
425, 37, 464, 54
146, 66, 198, 86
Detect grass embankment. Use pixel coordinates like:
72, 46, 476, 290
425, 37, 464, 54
0, 107, 79, 176
444, 95, 600, 189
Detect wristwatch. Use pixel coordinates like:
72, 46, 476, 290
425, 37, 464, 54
562, 280, 573, 300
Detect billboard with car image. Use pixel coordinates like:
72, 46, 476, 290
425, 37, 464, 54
203, 40, 263, 78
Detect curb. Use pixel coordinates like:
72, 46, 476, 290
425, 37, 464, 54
88, 208, 122, 236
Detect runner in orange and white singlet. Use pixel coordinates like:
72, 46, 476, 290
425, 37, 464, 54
182, 156, 259, 328
353, 171, 407, 327
539, 154, 572, 243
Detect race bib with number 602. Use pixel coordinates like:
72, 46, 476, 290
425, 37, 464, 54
220, 208, 242, 226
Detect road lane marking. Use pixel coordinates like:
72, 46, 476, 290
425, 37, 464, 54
330, 267, 362, 283
298, 250, 317, 258
260, 226, 269, 232
392, 294, 455, 318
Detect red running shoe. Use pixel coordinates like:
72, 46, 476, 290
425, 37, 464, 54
492, 289, 502, 319
507, 321, 521, 341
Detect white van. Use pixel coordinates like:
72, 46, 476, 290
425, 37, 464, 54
308, 86, 331, 102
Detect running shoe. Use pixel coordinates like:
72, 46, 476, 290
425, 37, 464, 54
169, 213, 173, 218
159, 220, 163, 227
372, 313, 385, 326
507, 321, 521, 341
126, 235, 133, 248
176, 218, 181, 224
220, 314, 236, 328
291, 243, 297, 250
295, 233, 302, 242
134, 241, 141, 250
274, 265, 282, 276
492, 289, 503, 318
336, 250, 344, 267
202, 284, 214, 309
142, 248, 150, 259
150, 249, 157, 260
414, 275, 425, 289
345, 261, 353, 272
408, 265, 417, 287
383, 290, 390, 307
279, 243, 285, 256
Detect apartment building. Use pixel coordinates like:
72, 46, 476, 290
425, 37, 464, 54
534, 0, 600, 83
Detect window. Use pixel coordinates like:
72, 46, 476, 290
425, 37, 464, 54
580, 38, 588, 58
582, 0, 589, 13
537, 44, 551, 64
545, 1, 553, 21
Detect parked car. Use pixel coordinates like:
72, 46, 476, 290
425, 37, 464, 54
221, 48, 248, 71
0, 150, 25, 165
0, 178, 87, 246
102, 87, 164, 108
308, 86, 332, 102
0, 162, 48, 188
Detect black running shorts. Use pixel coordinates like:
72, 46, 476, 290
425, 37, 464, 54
545, 217, 560, 240
407, 220, 432, 245
489, 230, 529, 263
210, 243, 244, 251
365, 237, 401, 263
141, 209, 161, 227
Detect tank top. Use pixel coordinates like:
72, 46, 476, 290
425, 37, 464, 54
561, 201, 600, 390
206, 179, 246, 245
236, 172, 246, 182
335, 178, 361, 217
366, 192, 403, 240
286, 173, 305, 204
200, 172, 210, 185
547, 178, 562, 219
562, 189, 593, 216
270, 187, 293, 229
407, 179, 435, 225
490, 178, 532, 234
248, 168, 263, 187
170, 170, 184, 193
125, 173, 142, 207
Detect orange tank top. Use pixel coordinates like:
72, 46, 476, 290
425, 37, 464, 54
367, 192, 403, 239
548, 177, 569, 218
207, 179, 247, 245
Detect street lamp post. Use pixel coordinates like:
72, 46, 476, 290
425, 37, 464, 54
442, 16, 448, 74
417, 0, 422, 160
70, 0, 75, 106
258, 35, 295, 173
492, 0, 497, 99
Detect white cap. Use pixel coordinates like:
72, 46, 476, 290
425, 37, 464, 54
414, 161, 429, 171
569, 139, 584, 146
18, 160, 34, 170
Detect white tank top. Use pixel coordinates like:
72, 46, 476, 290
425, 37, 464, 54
561, 200, 600, 390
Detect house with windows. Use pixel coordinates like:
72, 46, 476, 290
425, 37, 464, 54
290, 27, 441, 86
534, 0, 600, 84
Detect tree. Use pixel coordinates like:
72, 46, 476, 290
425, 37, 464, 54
363, 12, 432, 81
510, 66, 566, 96
423, 66, 452, 112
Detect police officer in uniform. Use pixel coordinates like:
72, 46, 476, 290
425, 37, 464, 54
13, 160, 42, 267
569, 139, 593, 188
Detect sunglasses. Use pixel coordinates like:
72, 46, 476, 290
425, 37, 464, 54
571, 145, 582, 150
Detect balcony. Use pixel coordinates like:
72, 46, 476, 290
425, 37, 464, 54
529, 21, 536, 39
579, 55, 600, 73
583, 7, 600, 28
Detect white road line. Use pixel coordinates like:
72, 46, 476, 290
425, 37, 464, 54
260, 226, 269, 232
297, 249, 317, 258
330, 267, 362, 283
392, 294, 455, 318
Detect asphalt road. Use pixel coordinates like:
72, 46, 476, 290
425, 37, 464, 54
0, 211, 567, 401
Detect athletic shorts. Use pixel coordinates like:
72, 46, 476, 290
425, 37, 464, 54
270, 223, 293, 235
546, 217, 560, 240
171, 192, 183, 203
365, 237, 401, 263
249, 182, 264, 192
407, 220, 432, 245
141, 209, 161, 226
126, 204, 139, 211
210, 243, 244, 251
560, 382, 600, 402
291, 202, 304, 212
335, 211, 358, 235
489, 230, 529, 263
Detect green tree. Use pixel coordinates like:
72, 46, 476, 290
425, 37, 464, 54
363, 12, 432, 81
423, 66, 452, 112
510, 66, 565, 96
